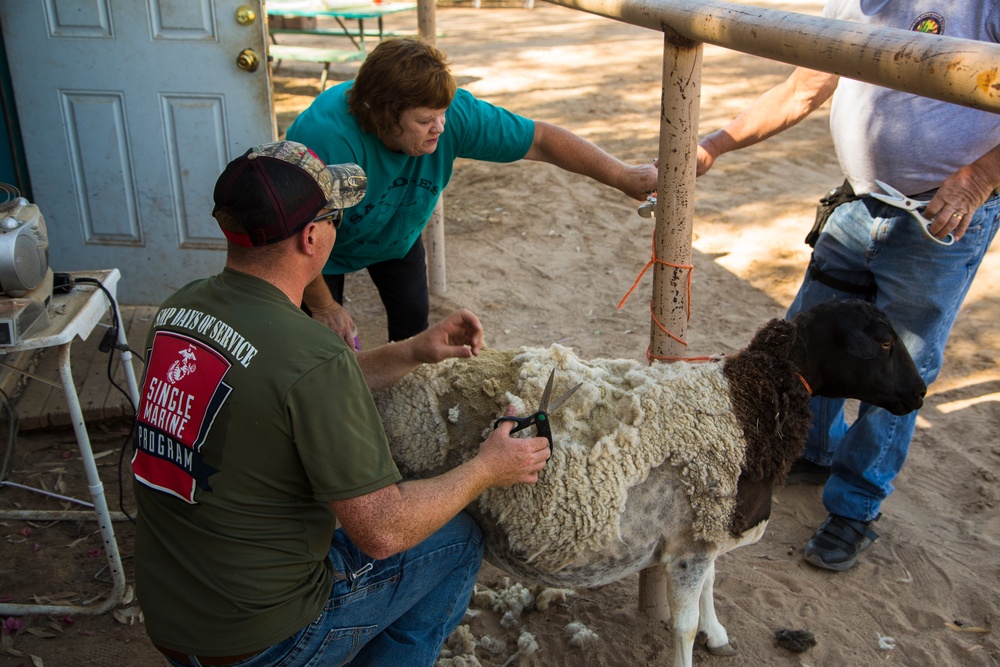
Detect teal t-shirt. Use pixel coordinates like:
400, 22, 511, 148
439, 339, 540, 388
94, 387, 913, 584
286, 84, 535, 274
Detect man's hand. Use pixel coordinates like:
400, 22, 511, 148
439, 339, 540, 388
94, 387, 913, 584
697, 137, 722, 177
925, 153, 1000, 242
331, 404, 550, 559
694, 68, 839, 179
474, 406, 551, 486
410, 309, 485, 363
355, 309, 484, 392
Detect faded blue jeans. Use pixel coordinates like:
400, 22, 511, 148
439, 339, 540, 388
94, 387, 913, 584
164, 512, 483, 667
788, 192, 1000, 522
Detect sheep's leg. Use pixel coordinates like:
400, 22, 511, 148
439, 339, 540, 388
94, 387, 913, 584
664, 556, 711, 667
696, 560, 737, 656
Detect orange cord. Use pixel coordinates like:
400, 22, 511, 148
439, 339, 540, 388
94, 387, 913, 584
617, 233, 818, 379
617, 231, 699, 363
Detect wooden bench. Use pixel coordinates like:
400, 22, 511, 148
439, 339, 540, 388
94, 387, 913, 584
268, 44, 365, 90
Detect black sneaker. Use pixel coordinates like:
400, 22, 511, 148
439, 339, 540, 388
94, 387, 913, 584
804, 513, 879, 571
785, 458, 831, 485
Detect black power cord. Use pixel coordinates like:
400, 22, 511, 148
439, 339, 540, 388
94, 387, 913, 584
55, 273, 142, 524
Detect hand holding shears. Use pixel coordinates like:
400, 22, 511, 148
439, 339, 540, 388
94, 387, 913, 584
870, 180, 955, 246
493, 370, 582, 446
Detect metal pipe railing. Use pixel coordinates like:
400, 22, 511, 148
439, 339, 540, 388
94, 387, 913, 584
549, 0, 1000, 112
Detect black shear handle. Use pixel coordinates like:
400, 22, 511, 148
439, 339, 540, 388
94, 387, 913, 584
493, 412, 552, 446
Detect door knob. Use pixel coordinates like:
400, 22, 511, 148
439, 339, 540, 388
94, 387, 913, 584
236, 48, 260, 72
236, 6, 257, 25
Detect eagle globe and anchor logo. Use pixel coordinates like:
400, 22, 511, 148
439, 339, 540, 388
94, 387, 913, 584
166, 344, 198, 384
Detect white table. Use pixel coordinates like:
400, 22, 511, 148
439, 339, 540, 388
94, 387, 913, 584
0, 269, 140, 615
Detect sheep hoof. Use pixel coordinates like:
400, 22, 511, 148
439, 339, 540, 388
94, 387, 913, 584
706, 643, 738, 657
696, 633, 738, 657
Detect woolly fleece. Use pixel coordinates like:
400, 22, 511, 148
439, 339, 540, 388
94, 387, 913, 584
374, 344, 745, 574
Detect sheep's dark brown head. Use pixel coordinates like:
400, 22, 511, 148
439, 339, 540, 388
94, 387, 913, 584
744, 317, 796, 358
788, 299, 926, 415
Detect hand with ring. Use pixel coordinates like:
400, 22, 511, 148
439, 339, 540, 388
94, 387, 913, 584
922, 165, 998, 242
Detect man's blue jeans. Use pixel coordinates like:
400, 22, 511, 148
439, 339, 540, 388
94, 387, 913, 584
165, 512, 483, 667
787, 193, 1000, 522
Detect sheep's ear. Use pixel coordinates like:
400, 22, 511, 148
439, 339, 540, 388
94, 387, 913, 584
746, 319, 795, 356
844, 329, 880, 360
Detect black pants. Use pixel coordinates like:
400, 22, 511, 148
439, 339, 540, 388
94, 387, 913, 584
324, 237, 430, 342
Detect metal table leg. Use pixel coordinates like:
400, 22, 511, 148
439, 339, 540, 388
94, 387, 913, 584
0, 315, 139, 615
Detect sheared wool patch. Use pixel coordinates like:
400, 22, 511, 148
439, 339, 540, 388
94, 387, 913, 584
374, 345, 746, 573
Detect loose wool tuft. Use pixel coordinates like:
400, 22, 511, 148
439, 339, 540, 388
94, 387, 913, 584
374, 345, 747, 574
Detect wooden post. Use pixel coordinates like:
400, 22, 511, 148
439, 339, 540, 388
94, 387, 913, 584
417, 0, 447, 295
637, 26, 703, 624
416, 0, 436, 44
426, 199, 447, 294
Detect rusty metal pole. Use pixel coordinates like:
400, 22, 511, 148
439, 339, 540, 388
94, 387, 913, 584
425, 202, 446, 295
416, 0, 436, 37
417, 0, 448, 295
637, 27, 703, 623
550, 0, 1000, 113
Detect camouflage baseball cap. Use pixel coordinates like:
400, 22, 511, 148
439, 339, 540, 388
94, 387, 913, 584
212, 140, 366, 247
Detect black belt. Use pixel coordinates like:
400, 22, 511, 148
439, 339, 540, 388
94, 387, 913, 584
902, 187, 938, 200
155, 644, 264, 666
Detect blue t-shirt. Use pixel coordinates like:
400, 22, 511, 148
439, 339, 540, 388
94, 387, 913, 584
825, 0, 1000, 195
287, 84, 535, 274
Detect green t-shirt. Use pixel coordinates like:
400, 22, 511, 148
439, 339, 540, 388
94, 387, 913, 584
131, 268, 401, 655
286, 84, 535, 273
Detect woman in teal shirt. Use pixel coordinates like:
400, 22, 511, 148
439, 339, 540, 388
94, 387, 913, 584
288, 37, 657, 343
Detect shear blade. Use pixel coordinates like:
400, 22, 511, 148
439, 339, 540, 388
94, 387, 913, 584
873, 179, 906, 200
536, 369, 582, 414
547, 382, 582, 414
538, 370, 556, 412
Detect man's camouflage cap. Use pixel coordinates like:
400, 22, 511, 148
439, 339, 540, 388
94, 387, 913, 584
213, 140, 366, 247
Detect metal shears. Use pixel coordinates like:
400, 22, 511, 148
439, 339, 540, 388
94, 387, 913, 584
870, 180, 955, 246
493, 369, 582, 446
638, 193, 657, 218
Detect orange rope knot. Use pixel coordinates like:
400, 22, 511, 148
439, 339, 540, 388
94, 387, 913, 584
617, 231, 695, 354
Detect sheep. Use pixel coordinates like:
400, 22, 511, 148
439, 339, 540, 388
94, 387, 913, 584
373, 299, 925, 667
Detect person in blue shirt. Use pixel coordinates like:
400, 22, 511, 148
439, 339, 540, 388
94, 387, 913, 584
696, 0, 1000, 571
287, 37, 657, 344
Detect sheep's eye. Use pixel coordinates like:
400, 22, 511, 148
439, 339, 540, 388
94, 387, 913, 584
880, 340, 891, 351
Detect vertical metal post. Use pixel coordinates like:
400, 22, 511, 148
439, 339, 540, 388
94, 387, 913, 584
416, 0, 436, 42
417, 0, 447, 295
425, 200, 447, 295
638, 27, 703, 623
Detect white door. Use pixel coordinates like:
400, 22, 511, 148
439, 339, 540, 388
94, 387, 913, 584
0, 0, 276, 304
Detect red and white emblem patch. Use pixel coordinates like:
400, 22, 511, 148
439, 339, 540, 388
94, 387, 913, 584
132, 331, 232, 503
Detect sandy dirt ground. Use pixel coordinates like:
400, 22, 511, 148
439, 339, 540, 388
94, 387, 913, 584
2, 2, 998, 665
